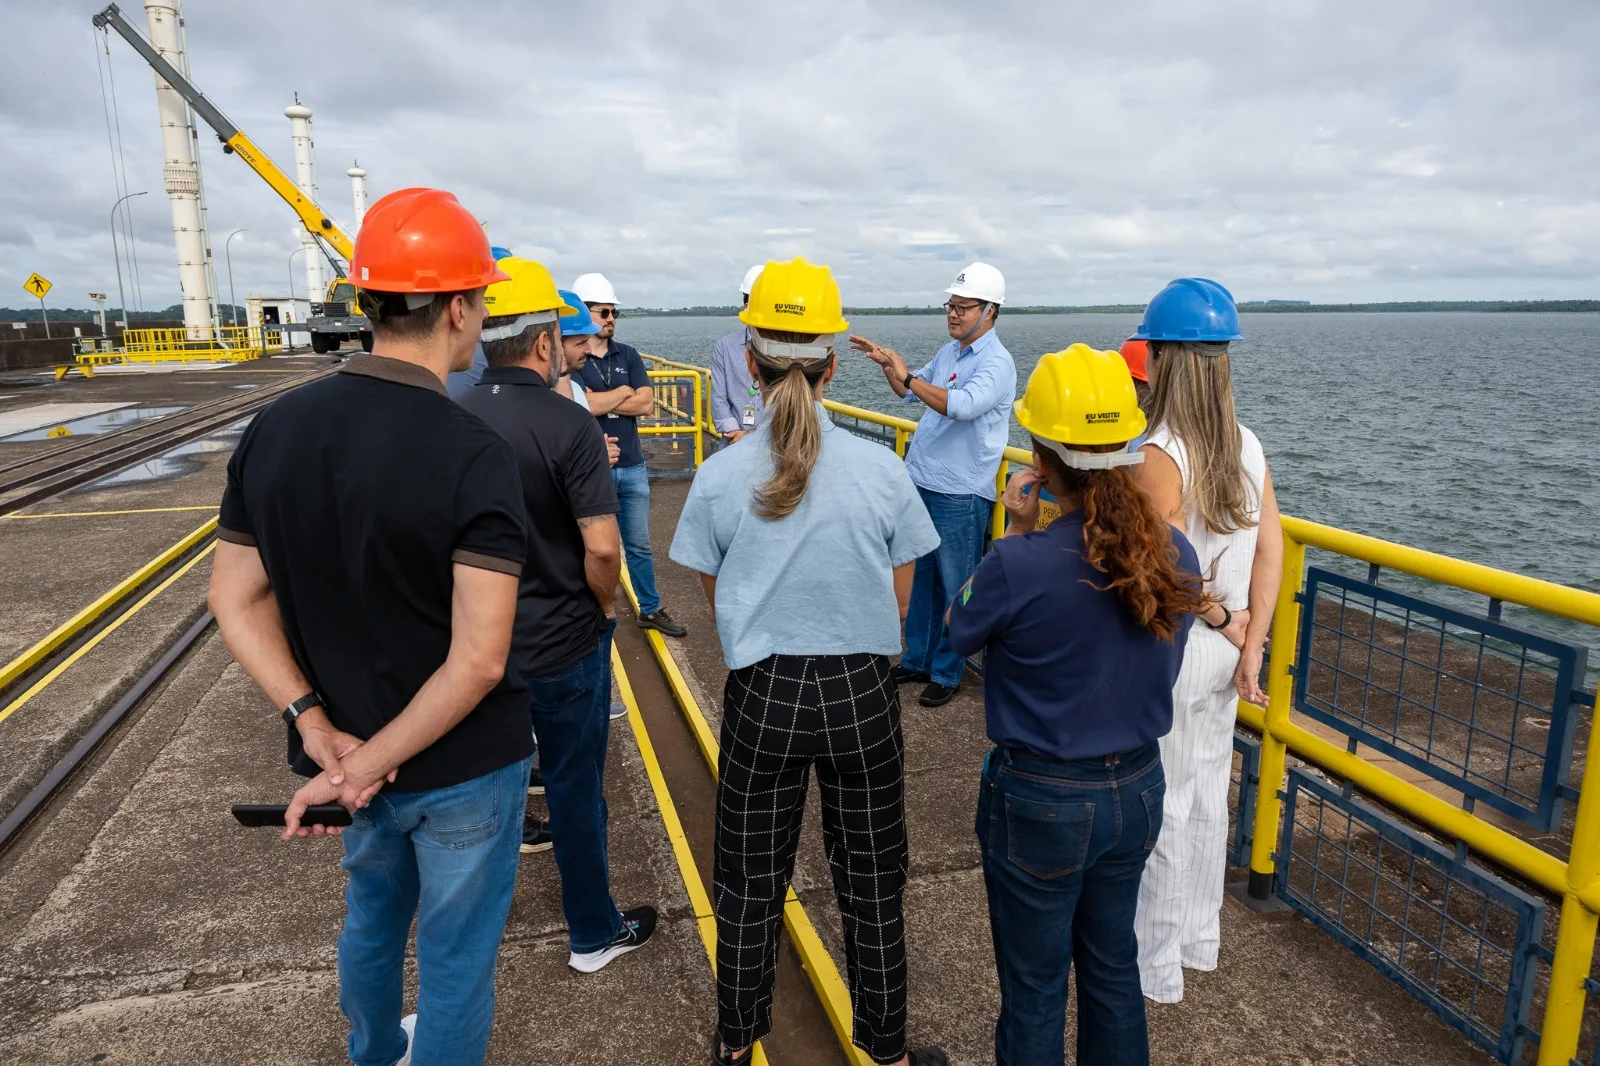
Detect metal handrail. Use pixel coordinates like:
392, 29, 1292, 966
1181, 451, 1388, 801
640, 350, 1600, 1064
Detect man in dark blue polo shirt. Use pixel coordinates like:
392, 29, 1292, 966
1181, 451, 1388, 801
208, 189, 531, 1066
458, 257, 657, 973
570, 271, 687, 638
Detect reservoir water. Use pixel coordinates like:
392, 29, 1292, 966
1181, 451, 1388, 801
621, 311, 1600, 672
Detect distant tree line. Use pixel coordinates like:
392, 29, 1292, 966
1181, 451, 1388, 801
0, 304, 247, 322
9, 299, 1593, 323
623, 299, 1599, 318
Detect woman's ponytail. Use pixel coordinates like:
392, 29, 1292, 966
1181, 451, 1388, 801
750, 329, 832, 520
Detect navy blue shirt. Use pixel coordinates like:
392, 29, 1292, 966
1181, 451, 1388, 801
575, 339, 650, 467
947, 513, 1201, 762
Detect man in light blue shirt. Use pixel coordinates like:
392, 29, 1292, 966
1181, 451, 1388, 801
849, 262, 1016, 707
708, 265, 765, 446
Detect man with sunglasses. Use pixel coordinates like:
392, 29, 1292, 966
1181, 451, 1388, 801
848, 263, 1015, 707
570, 272, 688, 638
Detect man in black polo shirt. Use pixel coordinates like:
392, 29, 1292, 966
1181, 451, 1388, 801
208, 188, 531, 1066
458, 257, 658, 973
570, 271, 688, 638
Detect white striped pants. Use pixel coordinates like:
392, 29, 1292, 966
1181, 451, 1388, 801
1134, 626, 1240, 1003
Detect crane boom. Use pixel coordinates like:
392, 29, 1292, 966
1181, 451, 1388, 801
91, 3, 356, 263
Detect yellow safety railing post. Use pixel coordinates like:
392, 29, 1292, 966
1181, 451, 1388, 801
991, 458, 1009, 541
1246, 532, 1306, 899
1539, 894, 1597, 1066
893, 427, 908, 457
692, 372, 704, 468
1537, 697, 1600, 1064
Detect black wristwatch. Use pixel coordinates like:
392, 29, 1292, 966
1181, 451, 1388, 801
1205, 604, 1233, 631
282, 691, 325, 728
902, 371, 915, 391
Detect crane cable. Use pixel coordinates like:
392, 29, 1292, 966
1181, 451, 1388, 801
92, 27, 133, 324
96, 26, 146, 315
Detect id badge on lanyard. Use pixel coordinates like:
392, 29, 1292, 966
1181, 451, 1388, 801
741, 382, 758, 429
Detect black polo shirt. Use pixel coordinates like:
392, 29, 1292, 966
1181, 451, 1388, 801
457, 365, 620, 675
575, 339, 650, 467
218, 353, 534, 793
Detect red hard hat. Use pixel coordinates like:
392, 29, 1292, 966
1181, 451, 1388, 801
1119, 338, 1149, 383
349, 187, 510, 293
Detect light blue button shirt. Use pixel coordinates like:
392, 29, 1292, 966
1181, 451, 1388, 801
445, 343, 487, 401
901, 328, 1016, 501
709, 328, 761, 434
670, 403, 941, 670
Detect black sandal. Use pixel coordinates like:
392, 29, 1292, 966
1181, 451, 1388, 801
710, 1039, 754, 1066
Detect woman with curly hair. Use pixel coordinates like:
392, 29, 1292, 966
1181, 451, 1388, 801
948, 344, 1207, 1066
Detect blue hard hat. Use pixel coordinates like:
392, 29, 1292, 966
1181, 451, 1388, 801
490, 245, 513, 260
557, 289, 600, 335
1134, 277, 1242, 343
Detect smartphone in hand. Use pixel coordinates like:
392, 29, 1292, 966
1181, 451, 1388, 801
231, 803, 352, 828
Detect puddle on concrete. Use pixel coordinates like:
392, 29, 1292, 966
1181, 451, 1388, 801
72, 416, 253, 491
3, 405, 187, 442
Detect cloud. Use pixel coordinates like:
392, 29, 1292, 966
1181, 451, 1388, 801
2, 0, 1597, 312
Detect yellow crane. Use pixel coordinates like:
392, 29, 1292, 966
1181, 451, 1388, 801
93, 3, 370, 354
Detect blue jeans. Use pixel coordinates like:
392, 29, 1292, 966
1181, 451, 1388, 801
903, 487, 992, 686
339, 756, 531, 1066
977, 744, 1165, 1066
612, 463, 660, 615
523, 618, 624, 953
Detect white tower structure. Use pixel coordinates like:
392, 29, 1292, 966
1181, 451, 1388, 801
144, 0, 213, 335
285, 97, 323, 299
348, 162, 369, 227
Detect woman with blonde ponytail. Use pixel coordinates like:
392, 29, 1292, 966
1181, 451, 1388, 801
1128, 278, 1283, 1006
669, 258, 947, 1066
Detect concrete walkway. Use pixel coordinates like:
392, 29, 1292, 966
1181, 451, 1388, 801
0, 623, 718, 1064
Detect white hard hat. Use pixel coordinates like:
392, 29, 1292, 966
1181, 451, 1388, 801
740, 264, 764, 296
571, 273, 618, 305
945, 262, 1005, 305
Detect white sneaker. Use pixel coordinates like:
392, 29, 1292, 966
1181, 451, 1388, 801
609, 701, 628, 720
394, 1013, 417, 1066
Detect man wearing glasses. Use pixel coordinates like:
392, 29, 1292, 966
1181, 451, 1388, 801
848, 263, 1015, 707
570, 272, 688, 638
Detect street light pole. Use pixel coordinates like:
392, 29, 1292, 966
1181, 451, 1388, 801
224, 228, 246, 329
286, 247, 309, 352
109, 190, 147, 343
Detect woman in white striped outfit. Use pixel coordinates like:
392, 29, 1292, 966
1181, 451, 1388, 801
1130, 278, 1283, 1003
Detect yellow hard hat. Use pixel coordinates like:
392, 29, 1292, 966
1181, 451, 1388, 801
1014, 344, 1148, 449
739, 257, 849, 336
482, 256, 577, 324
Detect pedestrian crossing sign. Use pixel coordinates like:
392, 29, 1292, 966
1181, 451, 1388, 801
23, 273, 52, 299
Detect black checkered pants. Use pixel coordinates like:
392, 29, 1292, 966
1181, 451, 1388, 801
714, 652, 909, 1064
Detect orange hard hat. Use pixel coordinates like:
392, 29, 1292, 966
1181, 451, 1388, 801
349, 187, 510, 293
1119, 338, 1149, 383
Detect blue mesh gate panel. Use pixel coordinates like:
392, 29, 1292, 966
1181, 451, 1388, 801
1230, 730, 1261, 869
1278, 768, 1545, 1064
1292, 567, 1586, 830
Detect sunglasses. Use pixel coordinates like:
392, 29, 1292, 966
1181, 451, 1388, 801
590, 306, 619, 320
944, 300, 983, 315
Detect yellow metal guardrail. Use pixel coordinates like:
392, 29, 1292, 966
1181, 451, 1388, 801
639, 369, 705, 468
640, 352, 1600, 1065
101, 326, 266, 365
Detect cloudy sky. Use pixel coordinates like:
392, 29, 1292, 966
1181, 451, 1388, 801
4, 0, 1598, 311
